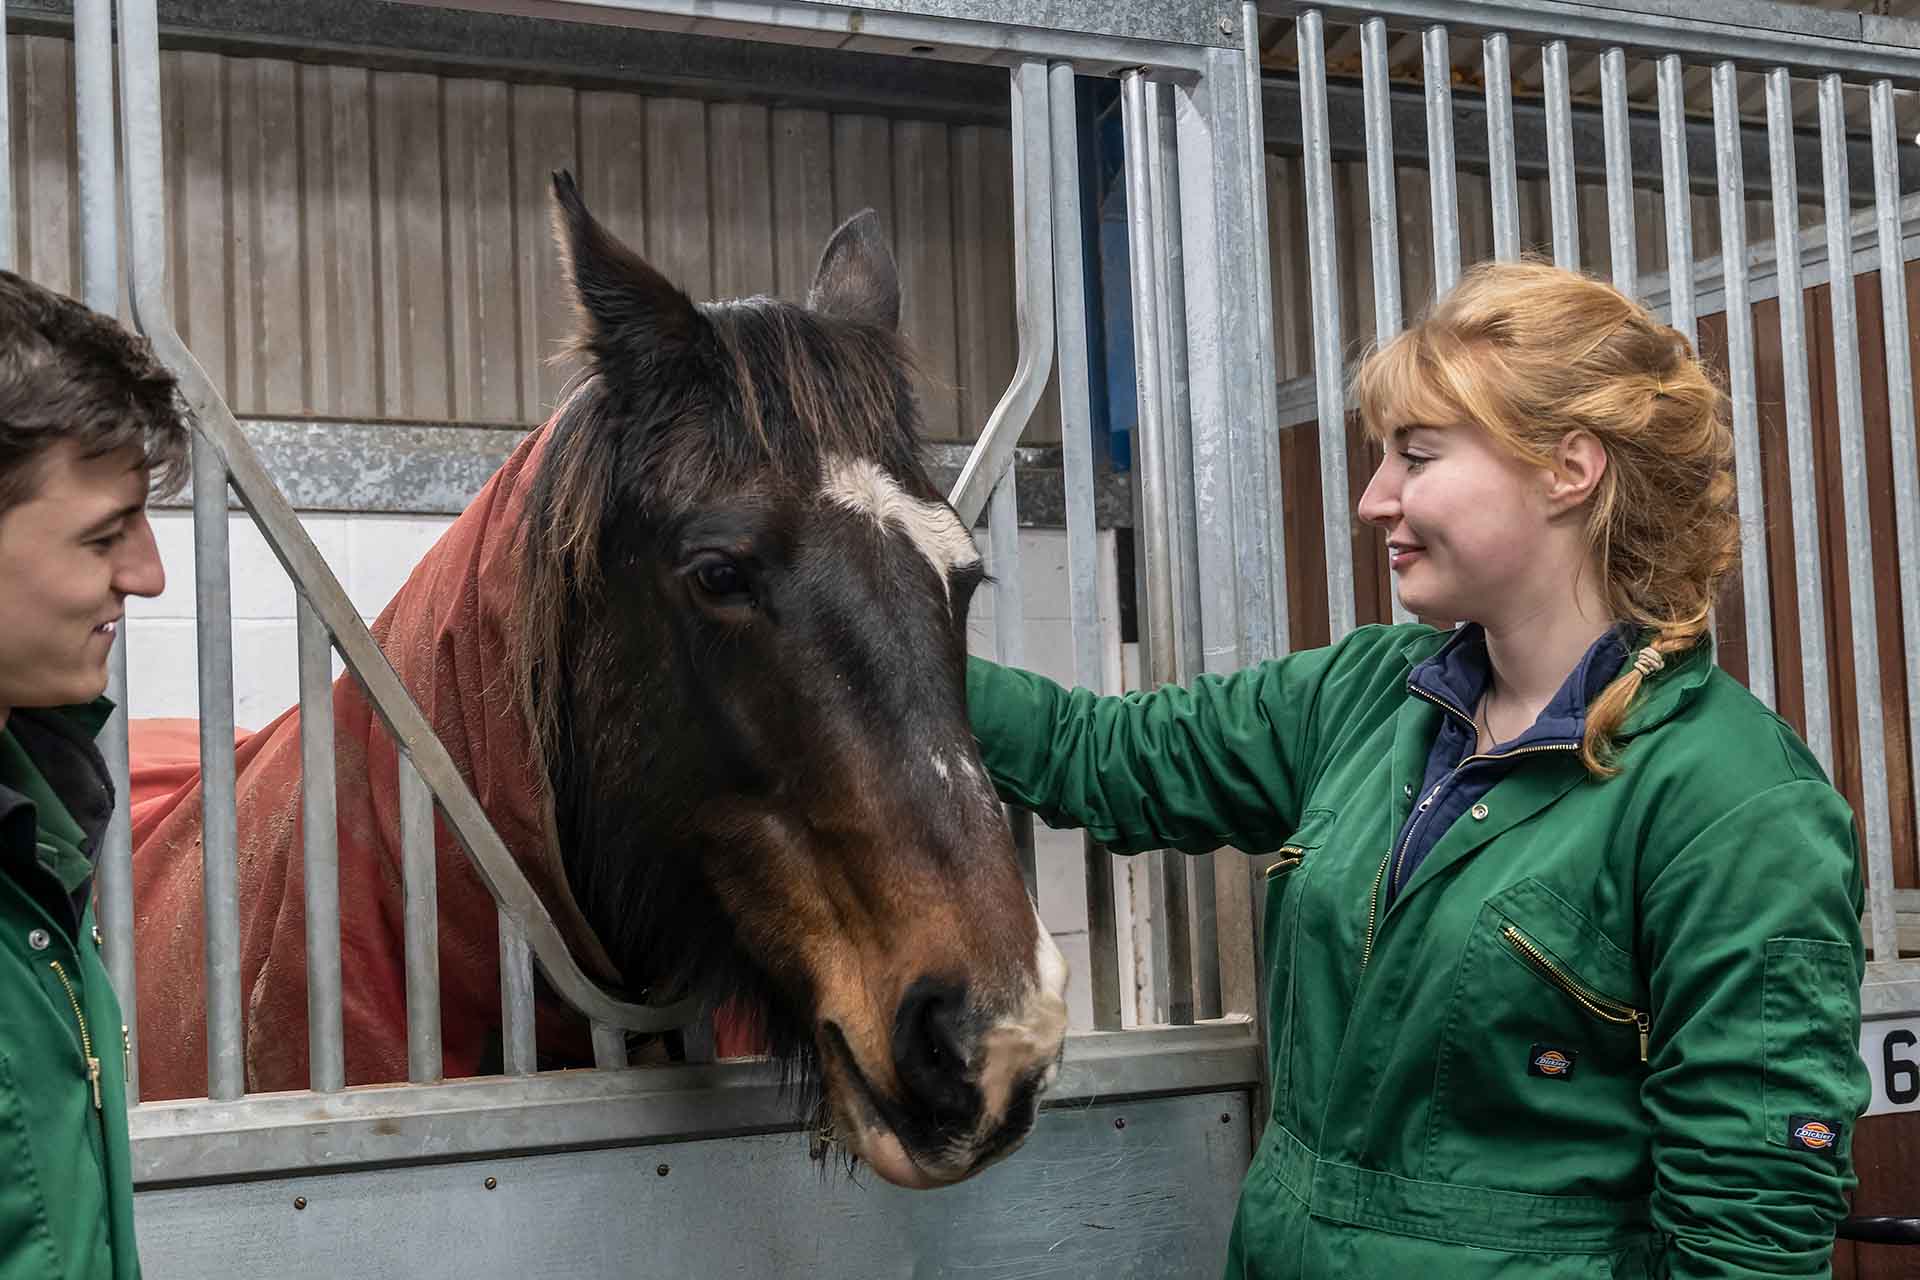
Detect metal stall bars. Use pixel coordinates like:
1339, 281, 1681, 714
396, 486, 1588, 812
83, 1, 1272, 1269
109, 0, 701, 1098
1259, 0, 1920, 1238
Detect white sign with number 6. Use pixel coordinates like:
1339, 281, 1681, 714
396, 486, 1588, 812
1861, 1017, 1920, 1117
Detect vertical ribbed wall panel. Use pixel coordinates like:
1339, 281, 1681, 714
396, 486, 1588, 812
3, 33, 1030, 444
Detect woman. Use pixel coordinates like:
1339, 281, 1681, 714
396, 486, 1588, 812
968, 260, 1868, 1277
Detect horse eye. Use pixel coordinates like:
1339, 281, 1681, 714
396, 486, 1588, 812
693, 558, 749, 600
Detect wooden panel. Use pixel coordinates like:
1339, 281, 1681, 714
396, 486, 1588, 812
511, 82, 579, 419
301, 63, 379, 419
642, 98, 711, 303
709, 103, 775, 302
770, 109, 835, 303
373, 71, 451, 422
1837, 1112, 1920, 1280
443, 78, 520, 424
832, 114, 895, 245
1852, 268, 1919, 889
1267, 155, 1312, 382
951, 125, 1015, 444
16, 36, 75, 295
172, 51, 231, 404
894, 120, 960, 441
1394, 164, 1432, 320
576, 90, 649, 266
230, 58, 305, 417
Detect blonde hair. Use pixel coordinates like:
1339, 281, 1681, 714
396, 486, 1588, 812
1351, 258, 1737, 777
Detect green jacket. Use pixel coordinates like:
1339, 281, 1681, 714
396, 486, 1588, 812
969, 624, 1868, 1278
0, 702, 139, 1280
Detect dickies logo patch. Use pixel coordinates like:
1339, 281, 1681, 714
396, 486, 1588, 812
1788, 1116, 1839, 1153
1527, 1044, 1576, 1078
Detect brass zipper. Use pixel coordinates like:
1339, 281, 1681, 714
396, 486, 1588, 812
1361, 686, 1579, 972
1264, 846, 1305, 880
1502, 924, 1649, 1062
1360, 852, 1390, 969
49, 960, 103, 1110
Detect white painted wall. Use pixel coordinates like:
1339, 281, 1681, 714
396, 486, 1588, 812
124, 512, 1145, 1032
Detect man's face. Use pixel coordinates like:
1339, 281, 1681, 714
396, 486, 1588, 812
0, 441, 164, 718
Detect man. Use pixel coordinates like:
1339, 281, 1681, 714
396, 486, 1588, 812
0, 269, 185, 1279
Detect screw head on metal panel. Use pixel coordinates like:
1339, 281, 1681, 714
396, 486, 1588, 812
293, 1197, 307, 1211
1218, 15, 1235, 35
656, 1164, 671, 1177
1221, 1113, 1233, 1124
1113, 1117, 1126, 1130
484, 1177, 498, 1191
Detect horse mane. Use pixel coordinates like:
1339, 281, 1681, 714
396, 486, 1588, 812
511, 293, 927, 1070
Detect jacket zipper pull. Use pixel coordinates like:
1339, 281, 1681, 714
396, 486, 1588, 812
122, 1025, 132, 1076
86, 1056, 102, 1111
1636, 1012, 1650, 1064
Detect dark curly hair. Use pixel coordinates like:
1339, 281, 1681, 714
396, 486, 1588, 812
0, 270, 189, 516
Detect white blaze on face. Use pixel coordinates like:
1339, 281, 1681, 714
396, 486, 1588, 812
821, 456, 980, 600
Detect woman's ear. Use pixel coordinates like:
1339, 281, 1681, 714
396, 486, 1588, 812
1545, 430, 1608, 515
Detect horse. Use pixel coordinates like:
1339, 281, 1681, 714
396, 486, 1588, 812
127, 171, 1068, 1190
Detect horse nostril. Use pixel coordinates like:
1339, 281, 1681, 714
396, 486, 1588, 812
892, 978, 976, 1126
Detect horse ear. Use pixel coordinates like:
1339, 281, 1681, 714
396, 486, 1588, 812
550, 170, 708, 374
806, 210, 900, 332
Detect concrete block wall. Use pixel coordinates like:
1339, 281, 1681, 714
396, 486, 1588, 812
124, 512, 1142, 1032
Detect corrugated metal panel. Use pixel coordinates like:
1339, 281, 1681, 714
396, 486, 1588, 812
4, 33, 1044, 445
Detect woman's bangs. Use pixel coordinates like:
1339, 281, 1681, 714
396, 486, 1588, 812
1353, 331, 1464, 443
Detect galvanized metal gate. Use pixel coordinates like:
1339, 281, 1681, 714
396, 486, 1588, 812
4, 1, 1278, 1275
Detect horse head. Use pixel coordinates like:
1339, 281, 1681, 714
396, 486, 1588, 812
517, 172, 1067, 1189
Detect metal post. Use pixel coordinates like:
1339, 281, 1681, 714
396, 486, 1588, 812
1600, 48, 1636, 296
1149, 83, 1202, 683
117, 0, 245, 1106
989, 473, 1037, 896
1713, 62, 1775, 709
1818, 74, 1894, 965
1542, 41, 1579, 271
1872, 77, 1920, 966
0, 0, 11, 273
1049, 60, 1122, 1031
1422, 25, 1460, 296
1298, 11, 1354, 641
1765, 66, 1833, 774
992, 59, 1055, 899
1121, 69, 1193, 1027
948, 64, 1055, 528
1483, 32, 1519, 263
76, 0, 137, 1104
298, 599, 344, 1092
1241, 2, 1290, 663
1146, 80, 1215, 1021
1121, 70, 1176, 692
1656, 55, 1696, 348
400, 751, 442, 1083
499, 909, 537, 1076
1361, 18, 1411, 628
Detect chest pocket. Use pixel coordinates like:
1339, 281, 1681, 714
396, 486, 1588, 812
1488, 879, 1647, 1063
1424, 877, 1652, 1195
1262, 808, 1335, 1110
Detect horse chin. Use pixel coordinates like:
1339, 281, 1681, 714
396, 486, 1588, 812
817, 1020, 965, 1190
855, 1130, 943, 1191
